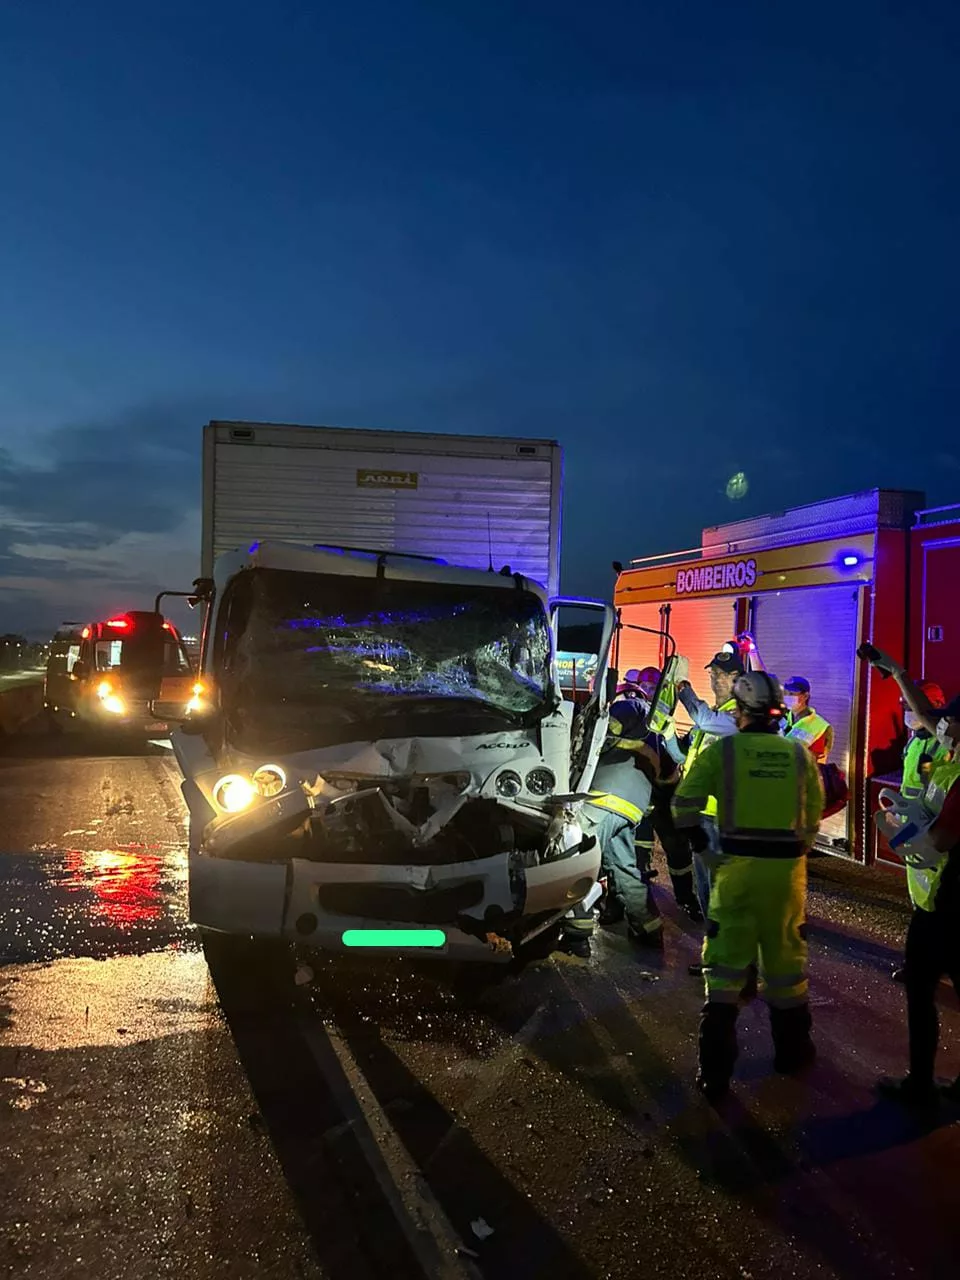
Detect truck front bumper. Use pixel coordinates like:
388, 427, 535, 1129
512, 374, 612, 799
188, 842, 601, 964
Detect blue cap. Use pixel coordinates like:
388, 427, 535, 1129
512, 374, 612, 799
784, 676, 811, 695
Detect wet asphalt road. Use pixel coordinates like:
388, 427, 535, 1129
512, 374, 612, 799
1, 731, 959, 1280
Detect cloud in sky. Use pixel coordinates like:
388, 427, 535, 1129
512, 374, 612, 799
0, 403, 205, 634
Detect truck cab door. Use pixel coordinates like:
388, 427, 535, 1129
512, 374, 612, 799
550, 598, 617, 793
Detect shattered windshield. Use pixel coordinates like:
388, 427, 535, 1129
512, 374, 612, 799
218, 567, 552, 740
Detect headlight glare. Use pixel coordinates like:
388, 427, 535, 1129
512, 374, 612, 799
96, 681, 126, 715
213, 774, 256, 813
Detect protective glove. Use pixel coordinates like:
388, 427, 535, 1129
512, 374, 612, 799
673, 655, 689, 684
856, 642, 903, 679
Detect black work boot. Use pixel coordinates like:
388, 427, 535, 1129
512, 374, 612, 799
696, 1002, 739, 1102
770, 1004, 816, 1074
560, 933, 592, 960
878, 1075, 939, 1108
678, 896, 704, 923
598, 891, 625, 927
628, 923, 665, 951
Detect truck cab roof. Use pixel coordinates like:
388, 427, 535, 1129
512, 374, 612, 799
213, 540, 550, 603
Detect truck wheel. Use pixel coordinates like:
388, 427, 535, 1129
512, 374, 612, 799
201, 930, 294, 1005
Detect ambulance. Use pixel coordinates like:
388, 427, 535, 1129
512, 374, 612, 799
44, 610, 195, 738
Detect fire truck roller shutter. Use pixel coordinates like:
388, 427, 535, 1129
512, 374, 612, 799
752, 584, 861, 846
661, 597, 741, 732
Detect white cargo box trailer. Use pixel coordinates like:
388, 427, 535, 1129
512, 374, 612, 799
201, 421, 563, 594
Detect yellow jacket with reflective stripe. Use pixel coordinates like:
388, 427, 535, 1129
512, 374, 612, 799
671, 730, 824, 853
907, 757, 960, 912
587, 759, 651, 827
783, 707, 833, 763
902, 734, 947, 800
682, 697, 738, 818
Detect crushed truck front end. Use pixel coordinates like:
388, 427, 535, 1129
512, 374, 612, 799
173, 542, 612, 964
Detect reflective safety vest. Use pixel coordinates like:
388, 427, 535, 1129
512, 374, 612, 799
683, 698, 738, 818
784, 707, 832, 762
588, 759, 651, 827
672, 732, 824, 855
902, 734, 947, 800
588, 790, 645, 825
907, 757, 960, 912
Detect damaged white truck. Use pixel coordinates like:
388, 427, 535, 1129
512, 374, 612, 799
164, 540, 616, 965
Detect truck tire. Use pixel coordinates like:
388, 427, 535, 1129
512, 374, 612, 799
201, 930, 294, 1006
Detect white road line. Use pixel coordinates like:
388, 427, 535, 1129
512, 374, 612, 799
295, 1002, 483, 1280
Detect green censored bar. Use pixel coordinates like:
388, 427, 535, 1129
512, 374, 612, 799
341, 929, 446, 949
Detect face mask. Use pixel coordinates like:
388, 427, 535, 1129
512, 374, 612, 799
935, 717, 954, 747
784, 696, 800, 713
904, 710, 922, 732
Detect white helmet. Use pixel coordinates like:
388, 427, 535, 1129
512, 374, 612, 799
732, 671, 783, 714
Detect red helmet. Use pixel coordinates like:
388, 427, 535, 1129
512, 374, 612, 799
919, 680, 946, 709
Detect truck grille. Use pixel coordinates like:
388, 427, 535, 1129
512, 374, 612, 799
316, 881, 484, 923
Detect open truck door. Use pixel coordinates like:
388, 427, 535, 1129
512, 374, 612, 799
149, 585, 211, 725
550, 598, 617, 794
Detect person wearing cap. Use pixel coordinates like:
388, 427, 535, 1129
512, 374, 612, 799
781, 677, 833, 764
674, 648, 743, 925
670, 671, 824, 1103
863, 659, 960, 1106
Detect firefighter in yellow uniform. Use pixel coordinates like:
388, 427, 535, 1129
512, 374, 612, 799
561, 697, 659, 957
671, 672, 825, 1102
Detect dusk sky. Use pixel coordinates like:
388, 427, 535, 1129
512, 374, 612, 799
1, 1, 958, 635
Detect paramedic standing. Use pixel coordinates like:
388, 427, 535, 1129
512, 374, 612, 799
671, 672, 824, 1103
782, 676, 834, 763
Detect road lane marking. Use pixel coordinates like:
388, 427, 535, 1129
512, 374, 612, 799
294, 1000, 482, 1279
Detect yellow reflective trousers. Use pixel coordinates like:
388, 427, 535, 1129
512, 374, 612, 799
702, 854, 808, 1008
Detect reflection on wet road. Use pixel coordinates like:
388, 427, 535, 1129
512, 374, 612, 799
1, 842, 189, 963
1, 732, 960, 1280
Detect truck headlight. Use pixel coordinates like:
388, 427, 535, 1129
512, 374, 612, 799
213, 774, 257, 813
495, 770, 523, 798
525, 767, 556, 796
186, 681, 207, 714
253, 763, 286, 797
97, 681, 126, 716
